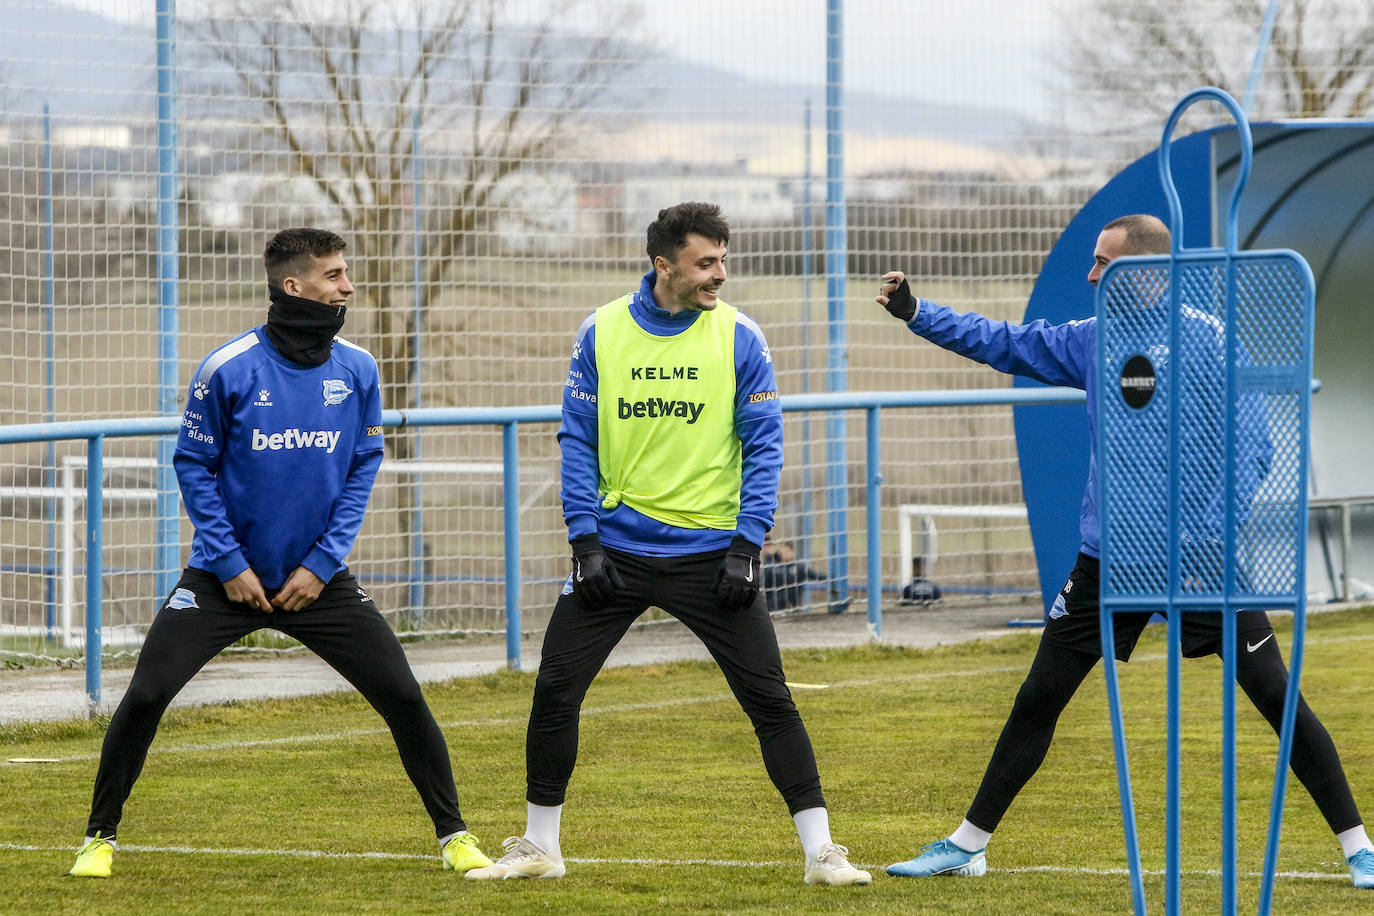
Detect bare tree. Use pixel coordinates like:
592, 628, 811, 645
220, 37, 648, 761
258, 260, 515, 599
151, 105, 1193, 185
183, 0, 640, 618
1056, 0, 1374, 141
189, 0, 639, 433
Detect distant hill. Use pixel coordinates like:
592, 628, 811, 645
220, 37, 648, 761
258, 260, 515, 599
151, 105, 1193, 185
1, 0, 1034, 150
0, 1, 152, 118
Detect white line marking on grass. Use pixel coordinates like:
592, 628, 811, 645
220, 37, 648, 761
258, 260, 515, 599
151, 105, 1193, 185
2, 842, 1351, 882
569, 856, 786, 868
7, 665, 1026, 766
9, 630, 1364, 767
2, 841, 428, 861
8, 841, 790, 868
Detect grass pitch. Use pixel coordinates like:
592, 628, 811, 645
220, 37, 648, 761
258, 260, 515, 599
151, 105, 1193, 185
2, 608, 1371, 914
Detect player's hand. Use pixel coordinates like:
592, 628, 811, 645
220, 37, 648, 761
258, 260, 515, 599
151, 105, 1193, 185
570, 533, 625, 609
272, 566, 326, 612
223, 568, 272, 613
877, 271, 917, 322
715, 535, 762, 613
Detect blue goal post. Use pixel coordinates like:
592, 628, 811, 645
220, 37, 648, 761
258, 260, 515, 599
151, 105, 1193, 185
1095, 87, 1315, 916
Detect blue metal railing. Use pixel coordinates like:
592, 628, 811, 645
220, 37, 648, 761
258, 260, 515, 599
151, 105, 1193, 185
0, 386, 1085, 711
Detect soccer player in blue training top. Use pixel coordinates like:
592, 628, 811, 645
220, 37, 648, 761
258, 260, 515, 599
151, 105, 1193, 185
68, 228, 492, 879
465, 201, 870, 886
874, 213, 1373, 890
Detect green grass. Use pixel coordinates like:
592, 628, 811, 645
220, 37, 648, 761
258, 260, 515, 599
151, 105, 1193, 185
0, 636, 84, 663
4, 609, 1372, 914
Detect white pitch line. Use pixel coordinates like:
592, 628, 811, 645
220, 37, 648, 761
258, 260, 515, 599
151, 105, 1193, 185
7, 629, 1366, 767
2, 663, 1028, 765
0, 842, 1351, 882
4, 841, 790, 867
4, 842, 425, 861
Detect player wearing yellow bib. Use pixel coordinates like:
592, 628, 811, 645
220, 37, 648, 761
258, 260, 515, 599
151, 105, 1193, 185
467, 202, 870, 886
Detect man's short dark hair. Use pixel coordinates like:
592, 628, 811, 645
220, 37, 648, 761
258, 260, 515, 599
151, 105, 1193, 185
264, 228, 347, 288
646, 202, 730, 263
1104, 214, 1171, 256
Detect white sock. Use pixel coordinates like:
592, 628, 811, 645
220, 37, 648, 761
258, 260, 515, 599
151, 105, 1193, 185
437, 830, 465, 850
793, 806, 833, 861
83, 835, 115, 848
950, 820, 992, 853
525, 802, 562, 857
1337, 824, 1373, 859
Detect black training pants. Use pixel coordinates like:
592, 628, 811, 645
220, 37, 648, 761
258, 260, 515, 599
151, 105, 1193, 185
965, 562, 1362, 834
84, 567, 464, 840
525, 546, 827, 814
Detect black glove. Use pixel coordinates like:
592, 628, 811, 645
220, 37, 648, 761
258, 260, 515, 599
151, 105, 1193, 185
715, 535, 762, 612
881, 276, 917, 322
570, 533, 625, 609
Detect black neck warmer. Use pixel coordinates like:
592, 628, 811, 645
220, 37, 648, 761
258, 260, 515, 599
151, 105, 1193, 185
264, 285, 347, 368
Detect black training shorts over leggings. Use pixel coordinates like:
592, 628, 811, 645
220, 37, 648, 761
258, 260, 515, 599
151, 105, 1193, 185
965, 554, 1362, 835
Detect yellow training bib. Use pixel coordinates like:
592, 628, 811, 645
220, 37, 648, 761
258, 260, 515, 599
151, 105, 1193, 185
594, 294, 741, 530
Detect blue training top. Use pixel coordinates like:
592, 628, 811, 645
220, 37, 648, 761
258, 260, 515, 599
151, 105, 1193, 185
904, 297, 1273, 558
175, 327, 385, 589
559, 270, 783, 555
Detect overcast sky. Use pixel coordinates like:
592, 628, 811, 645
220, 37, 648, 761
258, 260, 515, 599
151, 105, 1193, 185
629, 0, 1059, 113
57, 0, 1062, 115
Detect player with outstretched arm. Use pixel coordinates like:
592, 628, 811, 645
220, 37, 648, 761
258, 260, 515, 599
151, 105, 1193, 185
876, 213, 1373, 890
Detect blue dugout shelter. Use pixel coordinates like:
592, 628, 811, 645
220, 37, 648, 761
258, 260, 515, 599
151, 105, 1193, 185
1016, 122, 1374, 615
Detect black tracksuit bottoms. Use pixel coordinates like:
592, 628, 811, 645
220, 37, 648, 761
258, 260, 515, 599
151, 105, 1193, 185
525, 546, 827, 815
966, 554, 1362, 835
84, 567, 465, 840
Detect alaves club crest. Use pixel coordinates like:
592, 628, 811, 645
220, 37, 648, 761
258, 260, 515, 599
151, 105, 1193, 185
322, 379, 353, 406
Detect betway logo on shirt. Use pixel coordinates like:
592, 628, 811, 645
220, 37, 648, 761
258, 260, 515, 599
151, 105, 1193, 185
251, 427, 342, 453
617, 396, 705, 425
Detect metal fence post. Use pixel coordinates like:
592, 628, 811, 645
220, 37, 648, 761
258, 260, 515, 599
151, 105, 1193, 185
85, 434, 104, 713
503, 421, 522, 670
866, 405, 882, 639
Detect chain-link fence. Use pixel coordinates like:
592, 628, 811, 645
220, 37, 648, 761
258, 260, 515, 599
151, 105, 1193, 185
3, 0, 1365, 661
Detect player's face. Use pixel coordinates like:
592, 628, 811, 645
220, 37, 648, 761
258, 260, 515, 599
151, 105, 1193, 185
1088, 227, 1128, 287
655, 232, 727, 313
288, 252, 354, 307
